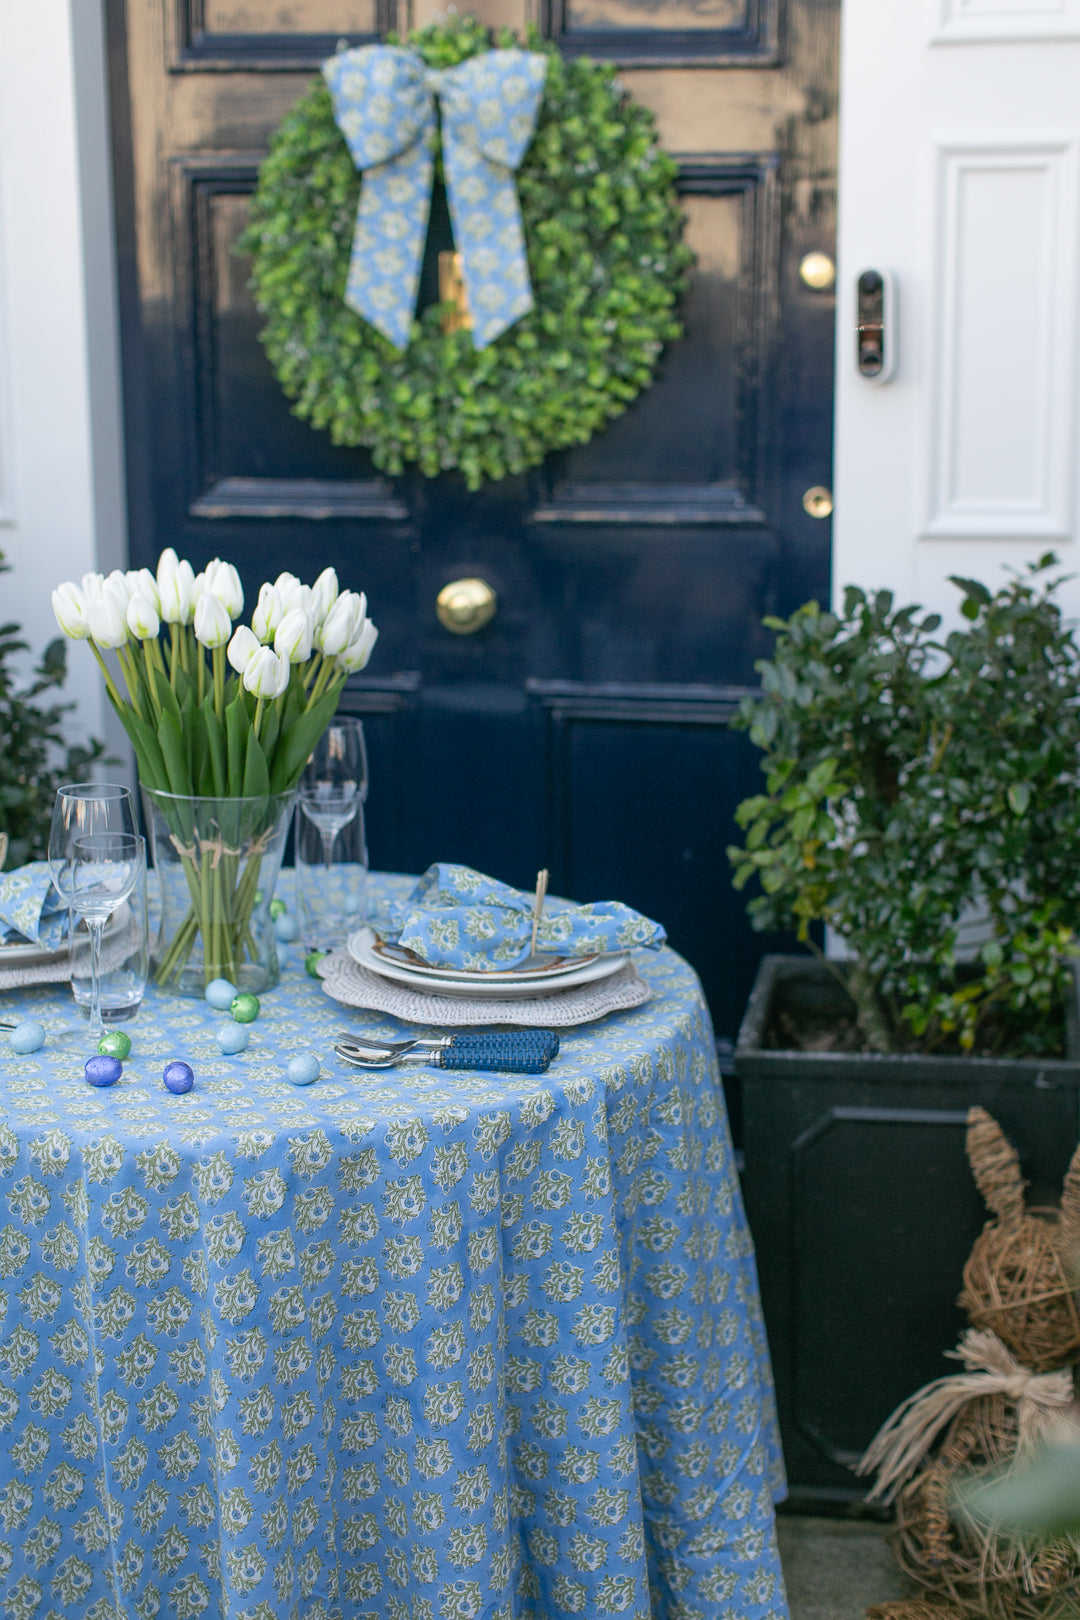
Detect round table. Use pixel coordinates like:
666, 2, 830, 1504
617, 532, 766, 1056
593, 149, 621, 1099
0, 875, 787, 1620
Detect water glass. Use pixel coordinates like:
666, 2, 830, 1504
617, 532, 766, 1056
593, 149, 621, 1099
71, 835, 148, 1023
70, 831, 141, 1039
295, 798, 369, 948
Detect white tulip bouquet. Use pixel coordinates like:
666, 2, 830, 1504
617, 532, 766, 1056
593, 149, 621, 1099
52, 550, 377, 990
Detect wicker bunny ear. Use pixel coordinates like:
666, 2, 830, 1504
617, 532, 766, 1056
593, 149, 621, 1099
1057, 1139, 1080, 1255
966, 1107, 1027, 1225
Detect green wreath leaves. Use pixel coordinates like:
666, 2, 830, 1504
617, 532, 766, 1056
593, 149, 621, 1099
240, 15, 692, 490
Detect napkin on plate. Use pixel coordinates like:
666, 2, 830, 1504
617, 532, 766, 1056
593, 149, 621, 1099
375, 862, 666, 970
0, 861, 68, 950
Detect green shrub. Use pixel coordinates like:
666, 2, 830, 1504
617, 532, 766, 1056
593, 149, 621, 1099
729, 556, 1080, 1057
0, 553, 105, 869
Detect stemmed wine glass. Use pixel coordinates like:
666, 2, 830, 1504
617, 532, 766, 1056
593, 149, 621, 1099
48, 784, 138, 1031
48, 784, 138, 908
70, 833, 141, 1040
298, 721, 368, 872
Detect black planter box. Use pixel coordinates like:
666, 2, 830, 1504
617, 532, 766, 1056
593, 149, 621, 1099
736, 954, 1080, 1512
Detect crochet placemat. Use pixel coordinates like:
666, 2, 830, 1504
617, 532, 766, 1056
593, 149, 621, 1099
318, 951, 651, 1027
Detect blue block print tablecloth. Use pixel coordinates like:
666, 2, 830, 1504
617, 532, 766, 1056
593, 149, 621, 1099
0, 874, 787, 1620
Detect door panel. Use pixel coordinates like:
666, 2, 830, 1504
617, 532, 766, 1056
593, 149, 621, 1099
106, 0, 837, 1041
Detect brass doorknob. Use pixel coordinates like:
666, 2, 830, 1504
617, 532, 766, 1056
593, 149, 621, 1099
436, 577, 498, 635
802, 485, 834, 519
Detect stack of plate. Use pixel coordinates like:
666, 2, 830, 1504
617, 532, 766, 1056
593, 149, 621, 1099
347, 927, 630, 1001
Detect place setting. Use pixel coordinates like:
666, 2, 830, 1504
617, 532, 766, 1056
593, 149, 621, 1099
317, 861, 665, 1047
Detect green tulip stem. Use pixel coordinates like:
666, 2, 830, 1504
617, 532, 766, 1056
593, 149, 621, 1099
252, 697, 264, 740
303, 652, 323, 692
168, 623, 180, 691
213, 646, 226, 719
196, 648, 206, 706
143, 641, 163, 719
88, 642, 123, 712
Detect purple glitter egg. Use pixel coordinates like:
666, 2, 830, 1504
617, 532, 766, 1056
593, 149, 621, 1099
163, 1060, 194, 1094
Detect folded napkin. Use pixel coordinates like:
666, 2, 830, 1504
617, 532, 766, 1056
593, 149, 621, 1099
376, 863, 666, 970
0, 862, 68, 950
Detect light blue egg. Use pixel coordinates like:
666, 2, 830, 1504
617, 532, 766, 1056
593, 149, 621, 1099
205, 978, 238, 1010
9, 1021, 45, 1055
286, 1053, 320, 1086
274, 913, 300, 943
216, 1024, 250, 1056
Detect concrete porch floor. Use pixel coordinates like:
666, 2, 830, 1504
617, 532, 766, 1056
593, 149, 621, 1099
778, 1516, 914, 1620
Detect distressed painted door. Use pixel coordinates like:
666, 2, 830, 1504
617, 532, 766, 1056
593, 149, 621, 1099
105, 0, 838, 1041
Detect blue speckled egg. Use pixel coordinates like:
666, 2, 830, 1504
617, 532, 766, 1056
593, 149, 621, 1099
205, 978, 237, 1011
216, 1024, 250, 1056
163, 1060, 194, 1094
274, 912, 300, 943
85, 1055, 121, 1087
9, 1021, 45, 1055
286, 1053, 320, 1086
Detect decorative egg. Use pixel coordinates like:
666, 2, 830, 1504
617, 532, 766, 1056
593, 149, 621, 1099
230, 993, 260, 1025
305, 950, 326, 979
163, 1060, 194, 1094
286, 1053, 320, 1086
270, 897, 287, 921
216, 1024, 250, 1056
205, 978, 237, 1011
85, 1055, 121, 1087
9, 1021, 46, 1055
274, 913, 300, 943
97, 1031, 132, 1060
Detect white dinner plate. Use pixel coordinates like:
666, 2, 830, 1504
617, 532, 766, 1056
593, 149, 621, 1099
347, 927, 630, 1000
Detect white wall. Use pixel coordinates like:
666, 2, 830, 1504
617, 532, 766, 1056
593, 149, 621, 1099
0, 0, 126, 756
832, 3, 1080, 631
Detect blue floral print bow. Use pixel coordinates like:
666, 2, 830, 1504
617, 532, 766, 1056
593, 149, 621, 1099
322, 45, 548, 351
377, 863, 667, 970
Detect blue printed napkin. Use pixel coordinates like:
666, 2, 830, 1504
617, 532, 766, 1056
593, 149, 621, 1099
376, 862, 666, 970
0, 862, 68, 950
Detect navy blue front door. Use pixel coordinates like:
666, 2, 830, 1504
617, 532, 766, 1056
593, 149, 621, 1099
106, 0, 837, 1040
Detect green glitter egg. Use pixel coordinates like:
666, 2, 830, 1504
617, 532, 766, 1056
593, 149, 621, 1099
270, 897, 287, 920
305, 950, 326, 979
97, 1031, 132, 1060
230, 993, 261, 1024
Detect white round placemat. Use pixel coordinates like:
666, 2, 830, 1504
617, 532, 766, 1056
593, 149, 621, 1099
318, 950, 651, 1026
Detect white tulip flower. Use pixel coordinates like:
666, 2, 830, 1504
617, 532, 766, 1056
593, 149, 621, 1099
274, 607, 314, 664
158, 550, 196, 624
337, 619, 379, 673
52, 583, 90, 641
227, 625, 261, 675
316, 591, 364, 656
243, 645, 289, 699
85, 587, 129, 648
80, 571, 105, 600
194, 592, 231, 649
203, 558, 244, 618
251, 583, 284, 643
104, 570, 132, 610
311, 567, 338, 624
126, 593, 160, 641
126, 568, 160, 613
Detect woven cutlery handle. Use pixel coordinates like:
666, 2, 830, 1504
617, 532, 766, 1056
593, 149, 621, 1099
448, 1030, 559, 1060
436, 1038, 553, 1074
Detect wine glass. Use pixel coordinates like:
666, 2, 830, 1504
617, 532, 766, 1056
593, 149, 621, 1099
298, 721, 368, 872
70, 832, 141, 1040
49, 783, 137, 907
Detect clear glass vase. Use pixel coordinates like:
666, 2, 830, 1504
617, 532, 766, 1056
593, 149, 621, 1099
142, 787, 295, 998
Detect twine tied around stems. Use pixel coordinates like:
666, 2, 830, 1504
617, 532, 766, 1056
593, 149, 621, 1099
198, 837, 243, 871
856, 1328, 1076, 1504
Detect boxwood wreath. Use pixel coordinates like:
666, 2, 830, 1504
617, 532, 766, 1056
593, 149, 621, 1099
240, 15, 693, 490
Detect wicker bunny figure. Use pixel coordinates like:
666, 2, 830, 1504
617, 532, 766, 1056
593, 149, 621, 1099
858, 1107, 1080, 1620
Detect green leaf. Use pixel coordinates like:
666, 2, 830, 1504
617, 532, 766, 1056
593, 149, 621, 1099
1007, 781, 1031, 816
158, 709, 192, 798
242, 734, 271, 799
226, 695, 248, 795
202, 698, 227, 799
270, 685, 342, 794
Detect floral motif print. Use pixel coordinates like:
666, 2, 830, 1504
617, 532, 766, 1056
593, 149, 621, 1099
0, 873, 786, 1620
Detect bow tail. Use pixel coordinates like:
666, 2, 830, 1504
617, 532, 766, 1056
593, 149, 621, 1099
345, 143, 434, 352
443, 142, 534, 351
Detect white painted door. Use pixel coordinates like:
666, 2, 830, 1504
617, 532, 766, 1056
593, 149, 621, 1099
832, 1, 1080, 622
